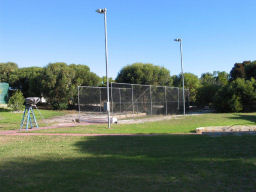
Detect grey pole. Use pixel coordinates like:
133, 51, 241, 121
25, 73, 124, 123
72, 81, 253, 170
150, 85, 152, 115
131, 85, 134, 114
177, 87, 180, 110
119, 88, 121, 113
99, 88, 102, 112
174, 38, 185, 115
78, 86, 80, 120
165, 86, 167, 115
97, 8, 111, 128
111, 82, 113, 114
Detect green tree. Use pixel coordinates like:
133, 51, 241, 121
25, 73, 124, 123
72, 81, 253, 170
8, 90, 25, 111
230, 61, 251, 81
69, 64, 100, 86
244, 61, 256, 80
12, 67, 43, 98
172, 73, 199, 103
214, 78, 256, 112
196, 71, 229, 107
100, 76, 115, 87
116, 63, 172, 86
0, 62, 19, 85
41, 63, 100, 109
69, 64, 101, 107
41, 62, 75, 109
215, 71, 229, 85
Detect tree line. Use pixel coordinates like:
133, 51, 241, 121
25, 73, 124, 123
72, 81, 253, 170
1, 61, 256, 112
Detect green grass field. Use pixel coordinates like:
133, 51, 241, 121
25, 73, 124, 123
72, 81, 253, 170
1, 135, 256, 192
33, 113, 256, 134
0, 108, 66, 131
1, 110, 256, 191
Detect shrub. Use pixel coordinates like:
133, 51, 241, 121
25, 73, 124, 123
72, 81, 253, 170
213, 78, 256, 112
8, 90, 25, 111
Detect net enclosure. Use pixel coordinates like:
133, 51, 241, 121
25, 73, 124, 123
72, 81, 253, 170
78, 83, 189, 120
0, 83, 9, 104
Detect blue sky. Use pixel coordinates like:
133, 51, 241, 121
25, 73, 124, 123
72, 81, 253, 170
0, 0, 256, 78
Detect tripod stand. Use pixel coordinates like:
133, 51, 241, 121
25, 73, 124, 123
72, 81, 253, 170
20, 97, 40, 131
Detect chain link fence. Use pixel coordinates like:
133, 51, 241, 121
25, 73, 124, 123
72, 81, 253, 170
78, 83, 189, 119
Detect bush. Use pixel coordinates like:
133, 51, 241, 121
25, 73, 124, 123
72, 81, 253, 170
8, 90, 25, 111
213, 78, 256, 112
41, 63, 101, 110
51, 102, 68, 110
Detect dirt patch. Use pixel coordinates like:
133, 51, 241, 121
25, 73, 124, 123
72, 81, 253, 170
45, 112, 189, 126
118, 115, 185, 124
196, 125, 256, 136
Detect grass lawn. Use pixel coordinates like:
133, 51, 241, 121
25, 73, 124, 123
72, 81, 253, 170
1, 135, 256, 192
0, 108, 67, 131
33, 113, 256, 134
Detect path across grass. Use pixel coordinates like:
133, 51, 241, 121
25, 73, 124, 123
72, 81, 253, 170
1, 135, 256, 192
32, 113, 256, 134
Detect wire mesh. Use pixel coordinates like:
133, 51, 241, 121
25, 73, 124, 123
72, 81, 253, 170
78, 83, 190, 118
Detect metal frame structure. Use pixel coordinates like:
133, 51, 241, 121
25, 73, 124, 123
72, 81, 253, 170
20, 104, 39, 131
174, 38, 185, 115
96, 8, 111, 128
78, 83, 190, 119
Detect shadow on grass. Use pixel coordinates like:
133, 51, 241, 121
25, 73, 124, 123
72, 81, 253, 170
228, 114, 256, 124
1, 135, 256, 192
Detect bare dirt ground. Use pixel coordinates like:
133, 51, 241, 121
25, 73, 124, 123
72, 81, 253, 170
196, 125, 256, 136
45, 112, 187, 125
0, 130, 198, 136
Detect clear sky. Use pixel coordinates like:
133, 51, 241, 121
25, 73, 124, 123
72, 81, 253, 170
0, 0, 256, 78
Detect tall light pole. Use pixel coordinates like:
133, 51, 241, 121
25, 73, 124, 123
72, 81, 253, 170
174, 38, 185, 115
96, 8, 111, 128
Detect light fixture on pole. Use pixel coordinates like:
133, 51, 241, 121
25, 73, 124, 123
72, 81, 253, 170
96, 8, 111, 128
174, 38, 185, 115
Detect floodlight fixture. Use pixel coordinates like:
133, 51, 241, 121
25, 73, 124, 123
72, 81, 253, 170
96, 8, 106, 14
174, 38, 181, 42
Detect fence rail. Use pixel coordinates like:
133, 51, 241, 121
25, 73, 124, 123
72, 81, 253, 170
78, 83, 189, 116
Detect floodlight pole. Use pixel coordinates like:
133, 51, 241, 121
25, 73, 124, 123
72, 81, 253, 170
97, 8, 111, 128
174, 38, 185, 115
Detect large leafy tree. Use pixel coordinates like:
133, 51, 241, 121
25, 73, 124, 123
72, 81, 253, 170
214, 78, 256, 112
41, 62, 75, 109
69, 64, 101, 106
100, 76, 114, 87
172, 73, 199, 103
244, 61, 256, 80
0, 62, 19, 85
41, 63, 100, 109
116, 63, 172, 86
69, 64, 100, 86
229, 61, 256, 81
12, 67, 43, 98
196, 71, 229, 107
230, 62, 247, 80
215, 71, 229, 85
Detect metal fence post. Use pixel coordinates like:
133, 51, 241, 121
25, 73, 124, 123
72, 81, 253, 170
132, 85, 134, 114
99, 88, 102, 112
165, 86, 167, 115
78, 86, 80, 120
111, 82, 113, 113
150, 85, 152, 115
177, 88, 180, 110
119, 88, 121, 113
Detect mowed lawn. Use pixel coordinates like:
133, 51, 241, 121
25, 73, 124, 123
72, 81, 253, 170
1, 135, 256, 192
33, 113, 256, 134
0, 109, 67, 131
